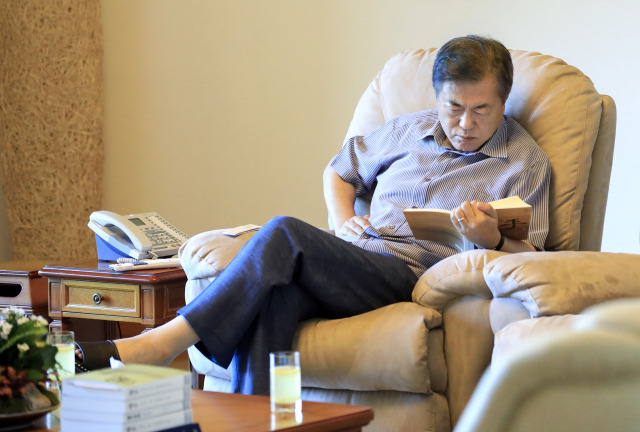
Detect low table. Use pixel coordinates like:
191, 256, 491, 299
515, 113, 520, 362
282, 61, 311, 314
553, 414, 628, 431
22, 390, 375, 431
39, 260, 187, 339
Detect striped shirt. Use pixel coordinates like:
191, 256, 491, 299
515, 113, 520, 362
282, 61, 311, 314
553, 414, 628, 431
330, 109, 550, 276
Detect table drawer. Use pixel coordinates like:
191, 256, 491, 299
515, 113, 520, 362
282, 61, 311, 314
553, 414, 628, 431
61, 279, 140, 318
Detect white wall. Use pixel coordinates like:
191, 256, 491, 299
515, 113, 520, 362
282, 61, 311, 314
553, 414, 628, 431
1, 0, 638, 260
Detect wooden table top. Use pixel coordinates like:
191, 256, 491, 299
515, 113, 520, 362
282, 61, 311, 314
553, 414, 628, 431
191, 391, 373, 431
38, 259, 186, 284
0, 260, 53, 278
16, 390, 374, 432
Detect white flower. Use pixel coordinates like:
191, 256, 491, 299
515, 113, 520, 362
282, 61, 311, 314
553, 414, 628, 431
1, 322, 12, 339
17, 343, 30, 352
17, 316, 29, 325
8, 306, 25, 316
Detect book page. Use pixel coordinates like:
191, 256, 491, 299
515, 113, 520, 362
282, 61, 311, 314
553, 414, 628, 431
403, 208, 465, 252
488, 195, 529, 209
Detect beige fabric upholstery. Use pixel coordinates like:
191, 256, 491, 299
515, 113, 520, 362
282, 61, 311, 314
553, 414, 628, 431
580, 95, 617, 251
455, 299, 640, 432
179, 228, 256, 280
294, 302, 445, 393
303, 388, 451, 432
412, 250, 504, 312
440, 297, 494, 430
484, 251, 640, 317
491, 314, 582, 367
181, 47, 617, 432
415, 250, 640, 426
487, 298, 532, 334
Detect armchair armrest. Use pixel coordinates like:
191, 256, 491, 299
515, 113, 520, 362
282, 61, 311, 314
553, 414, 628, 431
294, 302, 445, 394
484, 251, 640, 317
178, 229, 257, 280
413, 250, 507, 312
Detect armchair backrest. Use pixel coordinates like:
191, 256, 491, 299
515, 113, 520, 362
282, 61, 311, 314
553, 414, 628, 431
344, 49, 616, 251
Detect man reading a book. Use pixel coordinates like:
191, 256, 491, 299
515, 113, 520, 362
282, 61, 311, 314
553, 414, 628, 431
76, 35, 550, 397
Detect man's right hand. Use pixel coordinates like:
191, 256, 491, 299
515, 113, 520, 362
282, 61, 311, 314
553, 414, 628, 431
338, 215, 371, 236
324, 165, 370, 234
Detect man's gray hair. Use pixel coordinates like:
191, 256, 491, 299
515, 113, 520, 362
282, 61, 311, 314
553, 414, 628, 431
432, 35, 513, 104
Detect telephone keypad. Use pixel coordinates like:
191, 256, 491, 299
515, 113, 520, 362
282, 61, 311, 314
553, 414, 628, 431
144, 228, 181, 246
143, 214, 188, 248
139, 213, 189, 251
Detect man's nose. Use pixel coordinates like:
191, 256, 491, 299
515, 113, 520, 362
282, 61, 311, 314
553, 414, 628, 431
459, 111, 473, 131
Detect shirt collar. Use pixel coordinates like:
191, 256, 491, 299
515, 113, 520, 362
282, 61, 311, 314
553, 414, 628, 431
418, 116, 510, 159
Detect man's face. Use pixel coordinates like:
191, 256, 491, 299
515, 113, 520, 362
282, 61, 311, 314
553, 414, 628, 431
436, 74, 506, 152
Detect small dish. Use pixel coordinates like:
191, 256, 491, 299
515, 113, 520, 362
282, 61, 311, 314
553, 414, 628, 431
0, 405, 59, 430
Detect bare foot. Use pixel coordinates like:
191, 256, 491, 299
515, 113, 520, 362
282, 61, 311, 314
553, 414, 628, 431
113, 316, 199, 366
111, 332, 175, 366
75, 316, 199, 368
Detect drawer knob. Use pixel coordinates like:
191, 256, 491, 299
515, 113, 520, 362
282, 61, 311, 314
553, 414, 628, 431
92, 293, 104, 305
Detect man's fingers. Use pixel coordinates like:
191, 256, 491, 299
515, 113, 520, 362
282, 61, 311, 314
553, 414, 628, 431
451, 209, 467, 230
340, 215, 371, 235
355, 215, 372, 229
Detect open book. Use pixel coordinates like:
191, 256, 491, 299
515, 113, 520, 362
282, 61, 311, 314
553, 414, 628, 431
403, 196, 531, 252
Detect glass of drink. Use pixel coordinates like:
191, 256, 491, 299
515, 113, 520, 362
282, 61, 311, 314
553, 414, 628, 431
46, 330, 75, 379
269, 351, 302, 414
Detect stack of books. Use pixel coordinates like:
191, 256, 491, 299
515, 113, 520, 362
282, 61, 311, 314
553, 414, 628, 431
61, 364, 198, 432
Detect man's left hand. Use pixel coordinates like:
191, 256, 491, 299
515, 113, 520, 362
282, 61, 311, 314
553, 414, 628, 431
450, 200, 502, 249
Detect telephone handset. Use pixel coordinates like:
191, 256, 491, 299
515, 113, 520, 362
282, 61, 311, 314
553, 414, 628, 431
88, 210, 189, 260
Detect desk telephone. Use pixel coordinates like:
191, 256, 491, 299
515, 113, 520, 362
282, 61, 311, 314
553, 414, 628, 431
88, 210, 189, 261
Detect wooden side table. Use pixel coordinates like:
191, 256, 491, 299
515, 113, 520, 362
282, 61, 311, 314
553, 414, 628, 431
40, 260, 187, 339
0, 261, 51, 317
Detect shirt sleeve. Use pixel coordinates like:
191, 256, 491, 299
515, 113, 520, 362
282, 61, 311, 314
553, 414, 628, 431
329, 117, 413, 196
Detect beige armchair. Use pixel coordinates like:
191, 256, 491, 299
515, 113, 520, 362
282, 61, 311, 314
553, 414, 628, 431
454, 298, 640, 432
179, 48, 621, 432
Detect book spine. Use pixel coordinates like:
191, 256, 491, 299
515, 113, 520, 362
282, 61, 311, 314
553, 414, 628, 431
61, 388, 191, 414
125, 408, 193, 432
62, 374, 191, 401
61, 400, 191, 423
61, 408, 193, 432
